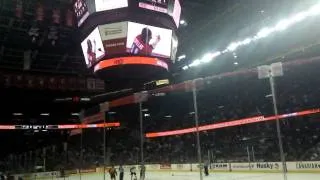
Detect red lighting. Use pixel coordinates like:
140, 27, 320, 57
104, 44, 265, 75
94, 56, 169, 72
146, 108, 320, 138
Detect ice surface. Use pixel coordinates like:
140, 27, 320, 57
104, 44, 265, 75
55, 172, 319, 180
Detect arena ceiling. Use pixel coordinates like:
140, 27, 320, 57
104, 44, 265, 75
0, 0, 318, 74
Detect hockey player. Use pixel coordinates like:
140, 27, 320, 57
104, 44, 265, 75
140, 165, 146, 180
109, 165, 117, 180
204, 162, 209, 176
119, 165, 124, 180
130, 166, 137, 180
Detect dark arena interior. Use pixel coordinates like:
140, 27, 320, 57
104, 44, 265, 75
0, 0, 320, 179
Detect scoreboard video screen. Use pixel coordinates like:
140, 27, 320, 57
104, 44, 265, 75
81, 27, 105, 68
95, 0, 128, 12
126, 22, 172, 59
138, 0, 181, 27
74, 0, 90, 27
99, 22, 128, 56
81, 21, 173, 68
75, 0, 181, 79
74, 0, 181, 27
74, 0, 129, 27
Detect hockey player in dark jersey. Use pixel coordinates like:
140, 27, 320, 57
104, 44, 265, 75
130, 166, 137, 180
140, 165, 146, 180
204, 163, 209, 176
109, 165, 117, 180
119, 165, 124, 180
130, 27, 161, 56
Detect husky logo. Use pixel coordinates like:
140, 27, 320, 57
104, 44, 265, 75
256, 163, 279, 169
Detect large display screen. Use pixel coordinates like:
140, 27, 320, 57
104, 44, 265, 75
81, 28, 105, 68
74, 0, 128, 27
127, 22, 172, 59
171, 0, 181, 27
74, 0, 90, 27
81, 22, 175, 68
171, 33, 178, 61
138, 0, 170, 13
98, 22, 128, 55
95, 0, 128, 12
138, 0, 181, 27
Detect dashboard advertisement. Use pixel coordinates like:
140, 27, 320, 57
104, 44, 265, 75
98, 22, 128, 56
81, 28, 105, 68
95, 0, 128, 12
127, 22, 172, 59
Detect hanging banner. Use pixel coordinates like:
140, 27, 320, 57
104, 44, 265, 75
52, 8, 61, 24
0, 73, 104, 91
83, 112, 105, 124
26, 76, 35, 88
98, 22, 128, 56
63, 142, 68, 151
134, 91, 149, 103
65, 9, 74, 27
52, 145, 56, 153
15, 0, 23, 18
99, 102, 109, 112
36, 2, 45, 22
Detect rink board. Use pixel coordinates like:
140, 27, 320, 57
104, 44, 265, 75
19, 172, 320, 180
14, 161, 320, 179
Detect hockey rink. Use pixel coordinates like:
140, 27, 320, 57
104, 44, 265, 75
55, 172, 320, 180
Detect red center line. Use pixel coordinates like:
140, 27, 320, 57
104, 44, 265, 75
146, 108, 320, 138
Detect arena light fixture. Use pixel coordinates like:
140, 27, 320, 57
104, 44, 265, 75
200, 53, 214, 63
80, 97, 90, 102
182, 2, 320, 70
13, 113, 23, 116
40, 113, 50, 116
178, 54, 186, 61
226, 42, 240, 52
256, 27, 275, 39
308, 4, 320, 16
240, 38, 253, 45
189, 59, 201, 67
108, 111, 117, 115
71, 113, 80, 116
144, 113, 150, 117
182, 65, 189, 70
180, 19, 187, 25
291, 11, 308, 23
275, 19, 292, 31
